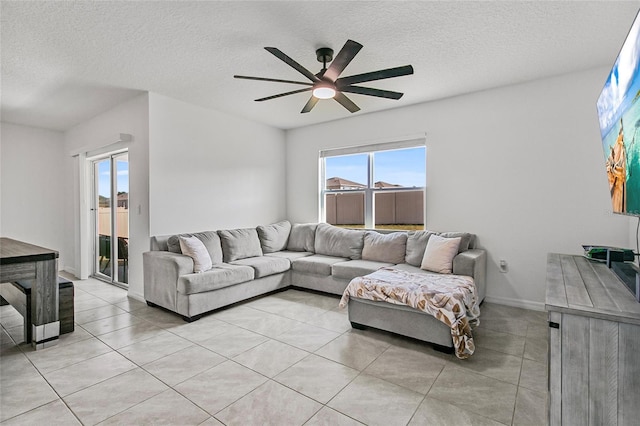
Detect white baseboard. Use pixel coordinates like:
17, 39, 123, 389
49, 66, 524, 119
483, 295, 546, 312
61, 267, 78, 279
127, 290, 145, 302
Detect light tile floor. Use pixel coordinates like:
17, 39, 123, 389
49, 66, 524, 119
0, 276, 549, 425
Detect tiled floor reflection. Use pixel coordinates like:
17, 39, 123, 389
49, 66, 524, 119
0, 277, 548, 425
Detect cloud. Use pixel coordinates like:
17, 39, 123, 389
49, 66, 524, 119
597, 16, 640, 136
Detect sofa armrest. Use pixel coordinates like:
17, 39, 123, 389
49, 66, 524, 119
453, 249, 487, 302
143, 251, 194, 311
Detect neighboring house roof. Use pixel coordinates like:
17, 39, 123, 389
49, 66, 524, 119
374, 181, 402, 188
326, 177, 366, 190
326, 178, 406, 189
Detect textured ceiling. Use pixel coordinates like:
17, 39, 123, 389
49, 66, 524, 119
1, 1, 639, 131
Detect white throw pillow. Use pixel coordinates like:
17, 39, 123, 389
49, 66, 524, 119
420, 235, 461, 274
179, 235, 213, 273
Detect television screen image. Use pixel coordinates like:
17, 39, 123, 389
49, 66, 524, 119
597, 10, 640, 216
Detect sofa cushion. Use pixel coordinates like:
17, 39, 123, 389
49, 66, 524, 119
264, 251, 314, 261
179, 235, 213, 273
405, 230, 438, 267
167, 236, 182, 254
420, 235, 461, 274
167, 231, 223, 264
314, 223, 364, 260
230, 256, 291, 278
218, 228, 263, 262
177, 264, 255, 295
439, 232, 475, 252
287, 223, 317, 252
292, 254, 349, 276
332, 259, 395, 280
361, 231, 407, 264
257, 220, 291, 253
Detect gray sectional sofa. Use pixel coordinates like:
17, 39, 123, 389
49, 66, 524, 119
143, 221, 486, 349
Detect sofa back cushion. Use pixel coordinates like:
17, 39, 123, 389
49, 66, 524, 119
257, 220, 291, 253
440, 232, 475, 252
287, 223, 317, 252
314, 223, 364, 260
218, 228, 263, 262
362, 231, 407, 264
167, 231, 223, 265
150, 235, 170, 251
405, 230, 437, 266
405, 230, 476, 266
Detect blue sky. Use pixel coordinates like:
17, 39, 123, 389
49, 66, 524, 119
597, 12, 640, 138
98, 160, 129, 197
325, 146, 426, 187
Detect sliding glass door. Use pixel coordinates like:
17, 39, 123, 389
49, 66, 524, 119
93, 152, 129, 287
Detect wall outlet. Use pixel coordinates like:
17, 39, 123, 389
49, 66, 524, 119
499, 259, 508, 273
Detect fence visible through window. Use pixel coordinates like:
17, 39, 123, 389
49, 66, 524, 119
321, 143, 426, 230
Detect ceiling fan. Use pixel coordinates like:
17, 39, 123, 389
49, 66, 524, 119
234, 39, 414, 114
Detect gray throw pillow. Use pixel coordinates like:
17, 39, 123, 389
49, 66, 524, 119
218, 228, 263, 262
439, 232, 475, 253
405, 230, 438, 266
257, 220, 292, 253
167, 231, 223, 264
314, 223, 364, 260
167, 235, 182, 254
287, 223, 318, 252
362, 231, 408, 264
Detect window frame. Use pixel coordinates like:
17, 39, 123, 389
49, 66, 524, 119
320, 138, 426, 229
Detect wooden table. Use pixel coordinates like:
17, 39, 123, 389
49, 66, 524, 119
0, 237, 59, 349
546, 253, 640, 426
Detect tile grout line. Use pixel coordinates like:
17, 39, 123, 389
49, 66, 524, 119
405, 356, 449, 424
3, 282, 548, 425
193, 299, 389, 424
6, 338, 86, 425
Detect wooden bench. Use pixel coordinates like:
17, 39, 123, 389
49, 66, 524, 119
0, 277, 74, 343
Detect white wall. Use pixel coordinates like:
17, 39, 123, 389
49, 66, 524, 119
286, 67, 632, 309
148, 93, 286, 235
64, 94, 149, 300
0, 123, 72, 270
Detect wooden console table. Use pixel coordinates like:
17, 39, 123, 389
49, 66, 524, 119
0, 238, 59, 349
546, 253, 640, 425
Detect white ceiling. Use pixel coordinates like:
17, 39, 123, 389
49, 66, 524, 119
2, 1, 639, 132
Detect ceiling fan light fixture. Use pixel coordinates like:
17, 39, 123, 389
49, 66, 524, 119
235, 40, 413, 113
312, 85, 336, 99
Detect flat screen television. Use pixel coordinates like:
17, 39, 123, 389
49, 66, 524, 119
597, 10, 640, 216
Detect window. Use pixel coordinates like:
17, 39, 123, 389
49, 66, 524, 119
321, 141, 426, 230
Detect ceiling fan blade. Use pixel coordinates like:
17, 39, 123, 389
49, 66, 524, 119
255, 87, 312, 102
264, 47, 320, 83
334, 92, 360, 113
323, 39, 363, 82
339, 85, 404, 100
301, 96, 319, 113
234, 75, 313, 86
337, 65, 414, 86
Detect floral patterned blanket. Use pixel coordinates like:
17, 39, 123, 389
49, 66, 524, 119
339, 267, 480, 359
